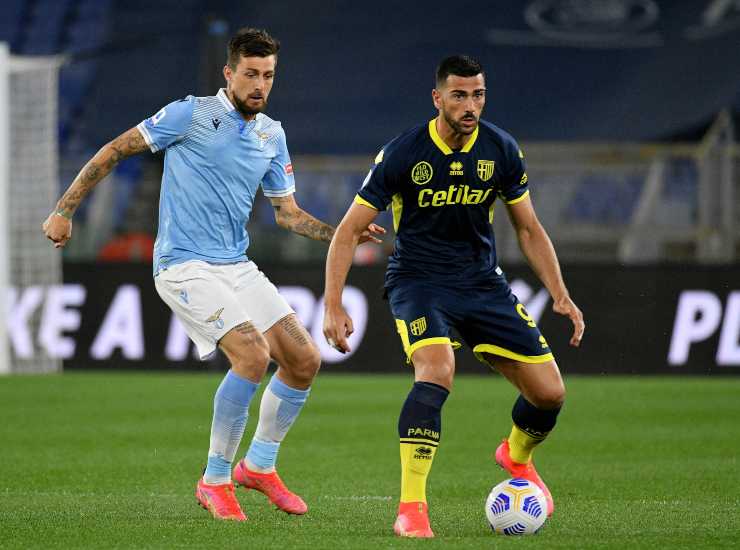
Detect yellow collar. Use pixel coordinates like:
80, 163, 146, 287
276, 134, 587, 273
428, 118, 478, 155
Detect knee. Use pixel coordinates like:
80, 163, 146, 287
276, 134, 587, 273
413, 358, 455, 390
530, 383, 566, 410
285, 344, 322, 385
230, 343, 271, 380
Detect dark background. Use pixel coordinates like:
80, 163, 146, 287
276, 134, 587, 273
63, 263, 740, 374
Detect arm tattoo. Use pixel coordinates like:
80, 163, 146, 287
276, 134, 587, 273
273, 205, 335, 243
55, 127, 149, 217
277, 315, 310, 346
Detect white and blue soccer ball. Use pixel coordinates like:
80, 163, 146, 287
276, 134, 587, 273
485, 478, 548, 535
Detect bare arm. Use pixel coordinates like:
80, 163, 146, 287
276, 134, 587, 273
42, 126, 150, 247
270, 194, 385, 245
507, 196, 585, 346
323, 202, 380, 352
57, 127, 149, 217
270, 194, 336, 243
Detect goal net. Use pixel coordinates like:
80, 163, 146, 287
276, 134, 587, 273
0, 43, 65, 374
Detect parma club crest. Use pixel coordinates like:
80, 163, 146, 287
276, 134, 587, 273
477, 160, 495, 182
410, 316, 427, 336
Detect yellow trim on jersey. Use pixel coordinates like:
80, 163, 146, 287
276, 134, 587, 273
473, 343, 554, 365
354, 194, 379, 210
428, 119, 453, 155
428, 118, 479, 155
506, 189, 530, 205
460, 124, 479, 153
391, 193, 403, 232
488, 202, 495, 224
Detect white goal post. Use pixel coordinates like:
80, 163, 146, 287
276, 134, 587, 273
0, 43, 65, 374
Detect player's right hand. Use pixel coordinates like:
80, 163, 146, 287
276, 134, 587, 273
322, 304, 354, 354
552, 295, 584, 347
42, 212, 72, 248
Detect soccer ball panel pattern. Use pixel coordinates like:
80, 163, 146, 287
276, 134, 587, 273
485, 478, 547, 536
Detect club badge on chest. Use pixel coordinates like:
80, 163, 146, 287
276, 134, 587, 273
255, 131, 269, 150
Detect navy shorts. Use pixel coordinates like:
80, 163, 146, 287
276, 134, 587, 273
386, 278, 554, 366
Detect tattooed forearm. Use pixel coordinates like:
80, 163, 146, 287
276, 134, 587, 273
278, 315, 310, 346
291, 212, 335, 242
55, 127, 149, 217
275, 207, 335, 243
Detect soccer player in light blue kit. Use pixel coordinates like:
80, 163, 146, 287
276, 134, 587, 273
43, 28, 383, 521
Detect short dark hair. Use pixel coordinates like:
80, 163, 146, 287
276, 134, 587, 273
227, 28, 280, 68
435, 55, 484, 86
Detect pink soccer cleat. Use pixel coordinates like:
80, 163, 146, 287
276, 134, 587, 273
393, 501, 434, 538
195, 478, 247, 521
233, 460, 308, 515
495, 439, 554, 516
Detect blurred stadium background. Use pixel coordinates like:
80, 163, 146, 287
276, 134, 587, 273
0, 1, 739, 547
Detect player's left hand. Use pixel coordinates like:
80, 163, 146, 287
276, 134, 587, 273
323, 304, 354, 354
358, 223, 385, 245
552, 295, 584, 347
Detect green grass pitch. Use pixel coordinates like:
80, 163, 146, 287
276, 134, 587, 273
1, 372, 739, 549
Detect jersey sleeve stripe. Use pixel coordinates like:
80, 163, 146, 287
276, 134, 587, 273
136, 122, 158, 153
354, 194, 380, 210
262, 186, 295, 198
505, 189, 530, 205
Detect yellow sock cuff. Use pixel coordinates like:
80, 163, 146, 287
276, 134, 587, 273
399, 440, 438, 503
507, 424, 547, 464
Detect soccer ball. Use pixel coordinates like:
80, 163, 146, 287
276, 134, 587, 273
485, 478, 547, 535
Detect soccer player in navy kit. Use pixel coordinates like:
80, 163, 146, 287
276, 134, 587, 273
43, 28, 383, 521
324, 55, 584, 537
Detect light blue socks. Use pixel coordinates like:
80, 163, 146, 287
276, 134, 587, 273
203, 370, 258, 485
245, 375, 310, 473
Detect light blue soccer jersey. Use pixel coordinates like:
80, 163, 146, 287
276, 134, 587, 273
137, 89, 295, 275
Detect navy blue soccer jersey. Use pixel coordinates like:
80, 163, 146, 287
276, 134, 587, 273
356, 118, 529, 288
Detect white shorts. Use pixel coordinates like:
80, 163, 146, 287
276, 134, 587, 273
154, 260, 294, 359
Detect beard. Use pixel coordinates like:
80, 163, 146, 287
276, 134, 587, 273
232, 93, 267, 117
443, 110, 478, 135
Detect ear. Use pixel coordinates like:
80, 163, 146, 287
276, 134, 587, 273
223, 65, 232, 86
432, 88, 442, 110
